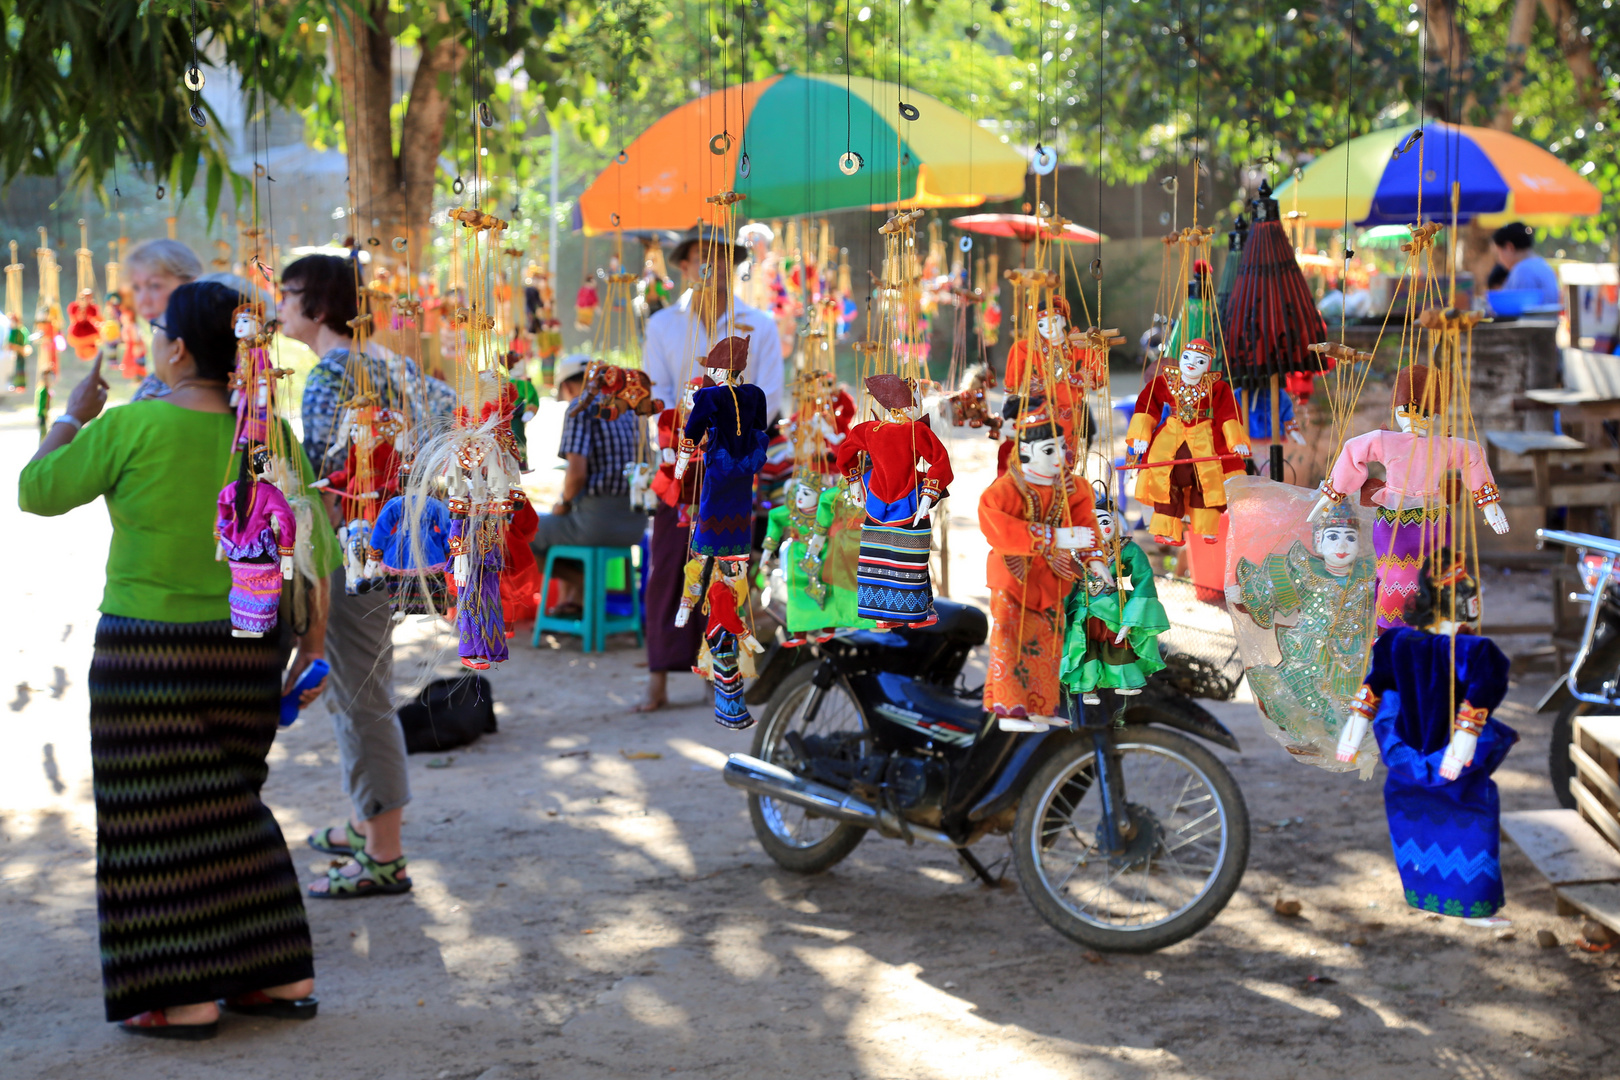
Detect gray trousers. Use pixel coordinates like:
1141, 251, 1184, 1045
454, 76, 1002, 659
323, 569, 411, 821
530, 493, 649, 554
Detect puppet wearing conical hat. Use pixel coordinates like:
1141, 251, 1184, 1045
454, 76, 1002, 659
834, 374, 953, 629
1308, 364, 1507, 629
979, 398, 1099, 730
1126, 337, 1250, 546
673, 335, 770, 559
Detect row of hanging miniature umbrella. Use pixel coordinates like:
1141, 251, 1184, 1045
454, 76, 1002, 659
575, 74, 1029, 235
1272, 120, 1600, 228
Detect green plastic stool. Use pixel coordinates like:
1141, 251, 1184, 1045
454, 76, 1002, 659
532, 545, 643, 653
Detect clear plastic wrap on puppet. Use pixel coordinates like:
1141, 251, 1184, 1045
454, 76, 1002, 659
215, 447, 298, 638
405, 410, 522, 669
1222, 475, 1380, 775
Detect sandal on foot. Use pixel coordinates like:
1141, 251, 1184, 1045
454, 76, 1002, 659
221, 990, 319, 1020
309, 849, 412, 899
120, 1010, 219, 1041
307, 821, 366, 857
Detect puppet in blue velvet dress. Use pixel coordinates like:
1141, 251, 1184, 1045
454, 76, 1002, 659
674, 336, 769, 559
1337, 554, 1517, 920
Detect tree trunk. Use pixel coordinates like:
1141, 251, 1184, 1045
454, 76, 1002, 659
1494, 0, 1541, 130
1540, 0, 1602, 108
332, 1, 459, 278
1422, 0, 1478, 124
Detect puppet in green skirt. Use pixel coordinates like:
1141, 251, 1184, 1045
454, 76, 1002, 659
759, 479, 873, 643
1060, 490, 1169, 702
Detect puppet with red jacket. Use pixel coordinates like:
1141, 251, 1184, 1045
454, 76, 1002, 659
834, 374, 953, 629
675, 556, 765, 729
1126, 338, 1250, 546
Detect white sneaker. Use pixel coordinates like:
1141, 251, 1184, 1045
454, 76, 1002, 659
1116, 687, 1142, 696
1081, 693, 1101, 705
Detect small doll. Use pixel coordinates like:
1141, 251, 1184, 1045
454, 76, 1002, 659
446, 438, 518, 670
1060, 486, 1170, 706
673, 336, 770, 559
757, 477, 871, 645
369, 465, 451, 618
834, 374, 954, 629
229, 303, 277, 449
677, 556, 765, 729
314, 396, 404, 527
7, 317, 30, 393
215, 446, 297, 638
978, 399, 1098, 731
64, 288, 101, 360
1309, 364, 1508, 629
1336, 554, 1517, 921
117, 292, 146, 381
651, 378, 704, 510
1126, 338, 1250, 546
575, 275, 599, 331
505, 350, 542, 470
1227, 498, 1378, 771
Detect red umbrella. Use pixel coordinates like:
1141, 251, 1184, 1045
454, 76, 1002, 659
951, 213, 1103, 262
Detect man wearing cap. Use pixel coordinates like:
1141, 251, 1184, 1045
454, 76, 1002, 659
530, 352, 649, 618
1490, 222, 1560, 307
643, 225, 785, 423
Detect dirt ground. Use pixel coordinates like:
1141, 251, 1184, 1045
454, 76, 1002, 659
4, 398, 1620, 1080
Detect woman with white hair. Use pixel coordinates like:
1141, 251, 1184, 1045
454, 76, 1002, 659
124, 238, 203, 401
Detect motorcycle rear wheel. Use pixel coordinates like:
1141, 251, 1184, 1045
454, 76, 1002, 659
747, 664, 870, 874
1012, 726, 1249, 953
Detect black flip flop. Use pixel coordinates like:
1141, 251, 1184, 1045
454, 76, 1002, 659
221, 991, 319, 1020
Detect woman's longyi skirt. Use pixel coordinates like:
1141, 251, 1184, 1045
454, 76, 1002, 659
855, 482, 935, 623
89, 615, 313, 1021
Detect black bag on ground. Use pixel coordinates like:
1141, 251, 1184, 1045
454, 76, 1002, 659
399, 675, 497, 753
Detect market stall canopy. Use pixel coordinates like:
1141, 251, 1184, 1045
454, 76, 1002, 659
575, 74, 1027, 235
1272, 122, 1601, 229
949, 213, 1103, 245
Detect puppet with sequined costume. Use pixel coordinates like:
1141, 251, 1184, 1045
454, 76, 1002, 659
1337, 555, 1517, 920
835, 375, 954, 629
1060, 488, 1168, 704
1126, 338, 1250, 545
445, 437, 518, 670
1309, 364, 1508, 629
674, 336, 770, 559
759, 478, 875, 643
979, 400, 1098, 731
369, 464, 452, 618
1003, 296, 1106, 462
215, 446, 297, 638
676, 556, 765, 728
1227, 500, 1378, 768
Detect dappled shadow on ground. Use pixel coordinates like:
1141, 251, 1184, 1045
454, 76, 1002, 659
4, 629, 1619, 1080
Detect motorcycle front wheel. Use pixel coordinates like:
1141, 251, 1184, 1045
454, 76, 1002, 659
746, 664, 869, 874
1012, 726, 1249, 953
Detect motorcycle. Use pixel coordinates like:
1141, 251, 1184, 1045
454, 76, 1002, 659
1535, 528, 1620, 807
723, 598, 1251, 953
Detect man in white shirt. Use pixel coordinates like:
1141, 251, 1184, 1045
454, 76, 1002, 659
643, 225, 784, 422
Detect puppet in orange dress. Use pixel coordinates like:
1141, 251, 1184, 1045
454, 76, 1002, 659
1002, 296, 1105, 462
1125, 338, 1251, 546
979, 398, 1101, 731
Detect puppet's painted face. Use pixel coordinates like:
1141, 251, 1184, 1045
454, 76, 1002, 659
1095, 507, 1117, 545
1317, 524, 1360, 576
705, 365, 732, 385
1036, 312, 1066, 344
682, 381, 701, 409
717, 556, 747, 580
1394, 406, 1433, 436
234, 311, 260, 339
793, 483, 820, 513
1020, 436, 1063, 484
1178, 347, 1211, 383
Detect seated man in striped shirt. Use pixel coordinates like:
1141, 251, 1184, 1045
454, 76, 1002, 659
532, 354, 650, 617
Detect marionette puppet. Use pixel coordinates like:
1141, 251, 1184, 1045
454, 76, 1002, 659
676, 556, 765, 728
758, 477, 876, 644
215, 446, 297, 638
64, 288, 101, 360
1336, 554, 1517, 922
1003, 296, 1106, 460
505, 350, 542, 470
575, 276, 599, 330
229, 303, 280, 449
1126, 337, 1250, 545
369, 463, 452, 618
315, 396, 407, 594
979, 400, 1098, 731
673, 336, 770, 559
652, 378, 704, 513
1060, 487, 1170, 706
1227, 498, 1379, 770
835, 374, 954, 629
445, 438, 518, 670
7, 318, 30, 392
1308, 364, 1508, 629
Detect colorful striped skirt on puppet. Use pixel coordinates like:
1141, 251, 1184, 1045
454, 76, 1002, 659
855, 483, 935, 624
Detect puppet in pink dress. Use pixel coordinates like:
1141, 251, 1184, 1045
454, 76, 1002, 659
1309, 365, 1507, 628
216, 455, 297, 637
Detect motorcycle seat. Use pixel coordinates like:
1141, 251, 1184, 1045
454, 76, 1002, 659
898, 598, 988, 647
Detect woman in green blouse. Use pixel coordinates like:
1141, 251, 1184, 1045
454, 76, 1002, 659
19, 281, 340, 1038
